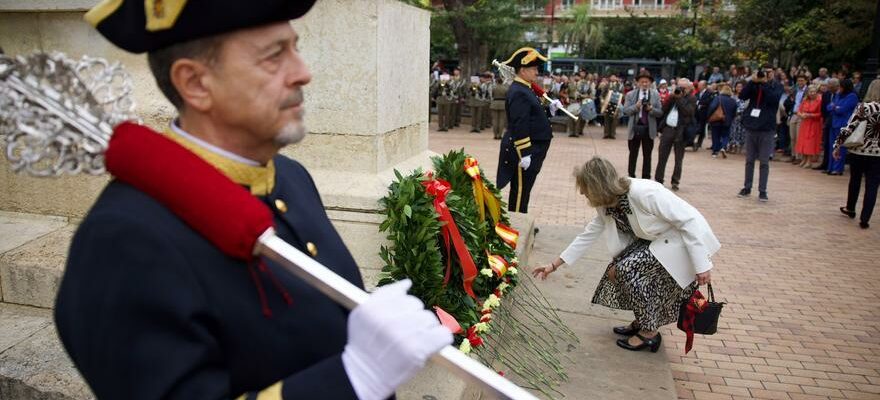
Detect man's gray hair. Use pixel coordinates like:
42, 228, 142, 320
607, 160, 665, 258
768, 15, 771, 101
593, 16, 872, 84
828, 78, 840, 88
147, 34, 226, 109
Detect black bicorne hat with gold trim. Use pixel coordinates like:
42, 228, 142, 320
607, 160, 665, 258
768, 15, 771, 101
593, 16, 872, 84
501, 47, 548, 70
85, 0, 317, 53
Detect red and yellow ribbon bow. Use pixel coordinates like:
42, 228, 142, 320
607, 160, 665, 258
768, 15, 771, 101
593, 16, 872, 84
494, 222, 519, 249
681, 290, 709, 354
421, 177, 478, 299
464, 157, 501, 225
487, 253, 509, 277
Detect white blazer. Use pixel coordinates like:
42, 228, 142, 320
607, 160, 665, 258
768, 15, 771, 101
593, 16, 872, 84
559, 179, 720, 288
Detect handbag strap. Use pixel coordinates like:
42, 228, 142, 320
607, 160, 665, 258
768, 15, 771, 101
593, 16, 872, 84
706, 283, 715, 302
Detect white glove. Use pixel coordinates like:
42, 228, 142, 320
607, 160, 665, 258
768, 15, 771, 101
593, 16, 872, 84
342, 280, 452, 400
519, 155, 532, 170
549, 99, 563, 116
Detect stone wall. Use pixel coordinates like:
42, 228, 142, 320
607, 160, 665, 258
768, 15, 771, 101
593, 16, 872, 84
0, 0, 432, 273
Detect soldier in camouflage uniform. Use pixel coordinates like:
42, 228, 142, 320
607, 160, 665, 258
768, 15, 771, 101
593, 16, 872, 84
451, 68, 464, 127
432, 75, 455, 131
490, 76, 509, 140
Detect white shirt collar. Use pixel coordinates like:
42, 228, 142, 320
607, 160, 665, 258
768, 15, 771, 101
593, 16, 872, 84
170, 120, 260, 166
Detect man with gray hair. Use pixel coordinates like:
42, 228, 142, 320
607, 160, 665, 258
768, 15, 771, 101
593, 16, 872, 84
815, 78, 841, 171
655, 78, 697, 191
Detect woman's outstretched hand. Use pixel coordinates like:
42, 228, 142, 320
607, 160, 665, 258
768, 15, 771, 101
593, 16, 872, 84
531, 264, 557, 280
696, 271, 711, 285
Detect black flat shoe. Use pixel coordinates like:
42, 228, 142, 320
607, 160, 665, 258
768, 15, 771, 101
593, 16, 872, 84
613, 322, 639, 336
860, 221, 870, 229
616, 333, 662, 353
840, 207, 856, 219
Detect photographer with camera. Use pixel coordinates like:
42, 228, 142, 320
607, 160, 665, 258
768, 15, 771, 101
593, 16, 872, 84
623, 71, 664, 179
655, 79, 697, 191
737, 64, 784, 202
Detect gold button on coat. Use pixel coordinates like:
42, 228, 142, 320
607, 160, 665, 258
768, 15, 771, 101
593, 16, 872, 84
306, 242, 318, 257
274, 199, 288, 213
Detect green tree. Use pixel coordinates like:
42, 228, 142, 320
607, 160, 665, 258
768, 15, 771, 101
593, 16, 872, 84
402, 0, 544, 76
558, 3, 605, 59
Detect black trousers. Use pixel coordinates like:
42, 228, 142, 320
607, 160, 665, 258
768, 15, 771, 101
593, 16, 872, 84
655, 126, 686, 185
846, 153, 880, 224
628, 127, 654, 179
508, 141, 550, 214
694, 117, 708, 148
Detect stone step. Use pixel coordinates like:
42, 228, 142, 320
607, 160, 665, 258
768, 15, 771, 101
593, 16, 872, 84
0, 212, 71, 309
0, 303, 92, 400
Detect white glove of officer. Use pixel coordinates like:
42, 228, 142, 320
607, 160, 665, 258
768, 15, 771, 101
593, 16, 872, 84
549, 99, 563, 116
342, 279, 452, 400
519, 155, 532, 170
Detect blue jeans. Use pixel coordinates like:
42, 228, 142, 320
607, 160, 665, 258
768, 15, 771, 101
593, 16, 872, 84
829, 126, 848, 173
711, 124, 730, 154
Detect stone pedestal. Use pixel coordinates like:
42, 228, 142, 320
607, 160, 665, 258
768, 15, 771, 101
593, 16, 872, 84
0, 0, 432, 275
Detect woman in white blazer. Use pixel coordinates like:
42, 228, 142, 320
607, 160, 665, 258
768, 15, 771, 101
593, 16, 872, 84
533, 157, 720, 352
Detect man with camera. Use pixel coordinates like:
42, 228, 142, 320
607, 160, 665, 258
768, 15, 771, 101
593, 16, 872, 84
655, 79, 697, 191
623, 71, 663, 179
737, 64, 784, 202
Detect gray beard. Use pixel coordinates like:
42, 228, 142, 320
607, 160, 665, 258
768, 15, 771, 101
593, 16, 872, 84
275, 121, 307, 146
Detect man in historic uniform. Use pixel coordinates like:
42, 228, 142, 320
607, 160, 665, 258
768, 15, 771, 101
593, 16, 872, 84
496, 47, 552, 214
53, 1, 451, 399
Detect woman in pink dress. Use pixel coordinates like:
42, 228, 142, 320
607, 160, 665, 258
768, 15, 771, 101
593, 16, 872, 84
796, 85, 824, 168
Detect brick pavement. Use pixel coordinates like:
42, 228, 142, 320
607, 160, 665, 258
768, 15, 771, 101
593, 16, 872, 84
428, 121, 880, 400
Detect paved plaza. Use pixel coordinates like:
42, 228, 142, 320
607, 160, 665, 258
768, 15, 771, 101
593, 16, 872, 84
429, 122, 880, 400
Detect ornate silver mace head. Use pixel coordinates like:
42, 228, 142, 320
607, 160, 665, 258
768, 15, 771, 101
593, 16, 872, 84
0, 52, 139, 176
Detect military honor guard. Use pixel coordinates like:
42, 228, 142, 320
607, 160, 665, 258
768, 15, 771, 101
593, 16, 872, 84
601, 75, 624, 139
490, 76, 510, 140
495, 47, 553, 214
451, 67, 465, 127
433, 74, 455, 131
53, 1, 452, 399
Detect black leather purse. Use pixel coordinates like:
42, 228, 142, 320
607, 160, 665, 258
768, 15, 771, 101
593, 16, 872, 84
678, 283, 724, 335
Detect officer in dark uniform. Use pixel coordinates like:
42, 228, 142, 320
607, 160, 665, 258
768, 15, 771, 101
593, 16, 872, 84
54, 1, 451, 399
496, 47, 552, 214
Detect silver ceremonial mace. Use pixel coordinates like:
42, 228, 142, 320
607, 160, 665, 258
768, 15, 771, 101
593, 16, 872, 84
492, 59, 579, 122
0, 52, 537, 400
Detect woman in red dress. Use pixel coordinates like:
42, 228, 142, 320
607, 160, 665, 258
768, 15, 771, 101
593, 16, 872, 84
796, 85, 824, 168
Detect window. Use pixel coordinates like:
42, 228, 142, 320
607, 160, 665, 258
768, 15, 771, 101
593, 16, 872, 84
592, 0, 622, 10
561, 0, 576, 10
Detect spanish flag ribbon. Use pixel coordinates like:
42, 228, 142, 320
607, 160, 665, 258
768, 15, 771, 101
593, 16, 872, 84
495, 222, 519, 249
487, 253, 509, 277
463, 157, 501, 224
421, 178, 478, 299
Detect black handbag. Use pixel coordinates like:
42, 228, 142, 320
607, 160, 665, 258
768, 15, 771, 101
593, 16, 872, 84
677, 283, 724, 335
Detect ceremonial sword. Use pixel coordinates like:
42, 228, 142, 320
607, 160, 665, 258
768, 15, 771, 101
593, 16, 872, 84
0, 52, 538, 400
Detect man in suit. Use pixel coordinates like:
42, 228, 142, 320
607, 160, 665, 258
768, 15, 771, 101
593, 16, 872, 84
623, 71, 664, 179
655, 79, 697, 192
694, 80, 716, 151
496, 47, 553, 214
737, 64, 785, 202
54, 2, 451, 399
815, 78, 840, 171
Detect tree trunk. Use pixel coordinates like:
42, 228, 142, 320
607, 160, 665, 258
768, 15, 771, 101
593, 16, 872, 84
443, 0, 481, 77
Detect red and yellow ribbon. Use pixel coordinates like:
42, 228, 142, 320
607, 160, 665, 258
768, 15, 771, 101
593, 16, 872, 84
464, 157, 501, 225
681, 290, 708, 354
495, 222, 519, 249
487, 253, 509, 277
422, 178, 478, 299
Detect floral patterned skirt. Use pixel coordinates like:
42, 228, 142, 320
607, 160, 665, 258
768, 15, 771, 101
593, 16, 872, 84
591, 238, 698, 331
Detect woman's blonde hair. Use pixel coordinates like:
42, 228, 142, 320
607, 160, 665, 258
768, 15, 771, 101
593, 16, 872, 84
574, 157, 631, 207
718, 83, 732, 96
864, 79, 880, 103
